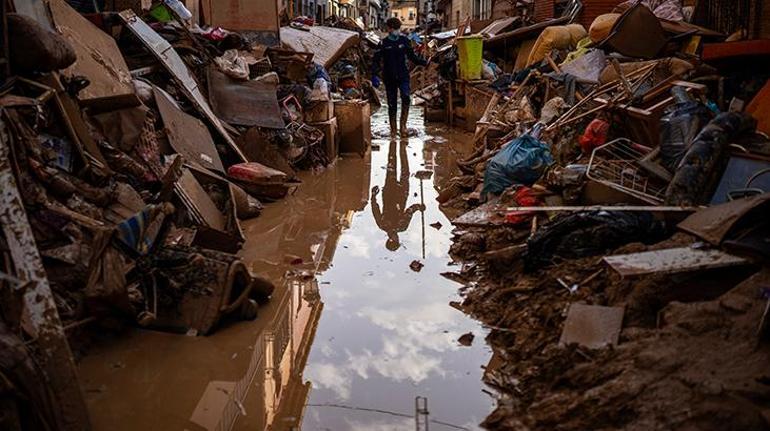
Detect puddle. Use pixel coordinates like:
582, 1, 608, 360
78, 105, 494, 430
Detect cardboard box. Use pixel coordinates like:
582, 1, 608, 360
305, 99, 335, 123
309, 117, 339, 160
334, 100, 371, 155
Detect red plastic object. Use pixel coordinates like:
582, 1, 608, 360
201, 27, 228, 41
504, 186, 540, 225
227, 162, 287, 184
579, 118, 610, 154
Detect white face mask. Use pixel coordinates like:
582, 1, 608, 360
389, 30, 400, 37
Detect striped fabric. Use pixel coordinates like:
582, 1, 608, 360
116, 207, 151, 255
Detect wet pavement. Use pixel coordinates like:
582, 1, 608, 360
78, 105, 494, 430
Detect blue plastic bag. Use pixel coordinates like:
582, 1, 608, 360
482, 135, 554, 197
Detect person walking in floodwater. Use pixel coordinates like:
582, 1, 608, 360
371, 17, 429, 137
371, 139, 425, 251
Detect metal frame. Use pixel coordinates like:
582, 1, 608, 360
587, 138, 667, 205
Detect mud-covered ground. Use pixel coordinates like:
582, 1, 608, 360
445, 221, 770, 430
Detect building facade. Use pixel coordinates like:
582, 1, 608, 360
367, 0, 384, 28
390, 0, 418, 28
472, 0, 492, 20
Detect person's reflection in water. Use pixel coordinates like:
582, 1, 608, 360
371, 138, 425, 251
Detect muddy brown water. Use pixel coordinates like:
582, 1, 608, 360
78, 106, 494, 430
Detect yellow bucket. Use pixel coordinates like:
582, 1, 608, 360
457, 35, 483, 80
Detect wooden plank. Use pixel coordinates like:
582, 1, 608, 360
49, 0, 137, 110
677, 193, 770, 245
603, 247, 749, 278
37, 74, 110, 167
176, 169, 226, 231
153, 86, 225, 173
0, 120, 91, 431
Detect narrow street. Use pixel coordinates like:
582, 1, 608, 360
5, 2, 770, 430
78, 105, 495, 430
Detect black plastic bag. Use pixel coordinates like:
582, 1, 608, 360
524, 211, 669, 271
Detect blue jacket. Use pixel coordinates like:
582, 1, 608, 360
372, 35, 428, 83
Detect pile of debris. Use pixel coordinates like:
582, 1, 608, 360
435, 1, 770, 429
0, 1, 374, 429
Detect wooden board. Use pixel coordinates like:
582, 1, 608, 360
49, 0, 137, 110
603, 247, 749, 278
177, 169, 226, 231
153, 86, 225, 173
678, 193, 770, 245
0, 125, 91, 430
207, 66, 284, 129
559, 304, 624, 349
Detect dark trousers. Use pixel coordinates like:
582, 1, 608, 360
384, 79, 411, 116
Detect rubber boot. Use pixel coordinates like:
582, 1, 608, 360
389, 112, 398, 137
399, 107, 409, 138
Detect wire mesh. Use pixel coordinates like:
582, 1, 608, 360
586, 138, 667, 204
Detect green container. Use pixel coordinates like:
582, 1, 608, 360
149, 3, 173, 22
457, 35, 483, 81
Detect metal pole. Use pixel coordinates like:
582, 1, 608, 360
419, 177, 425, 259
415, 396, 429, 430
